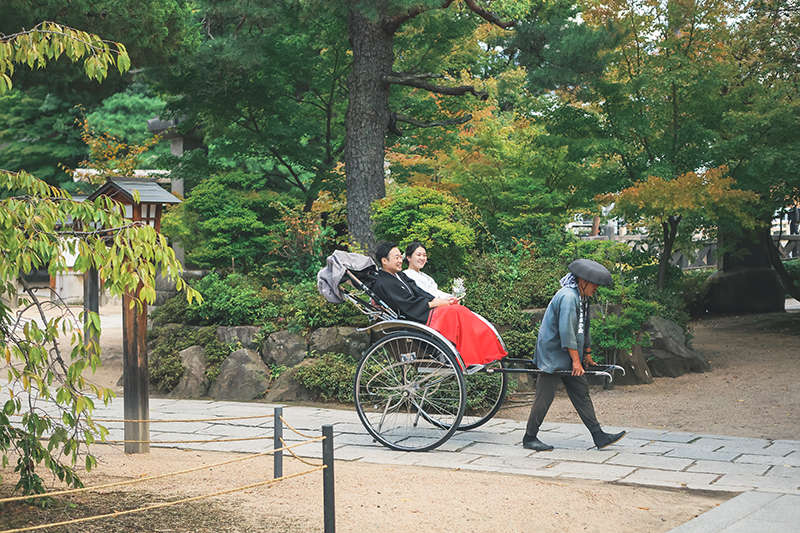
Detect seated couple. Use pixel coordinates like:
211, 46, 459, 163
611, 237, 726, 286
372, 241, 507, 367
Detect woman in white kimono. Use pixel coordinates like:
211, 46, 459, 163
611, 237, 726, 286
402, 242, 453, 299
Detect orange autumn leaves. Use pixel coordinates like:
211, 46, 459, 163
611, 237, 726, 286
596, 166, 759, 231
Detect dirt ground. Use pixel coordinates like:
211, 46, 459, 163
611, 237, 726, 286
3, 308, 800, 532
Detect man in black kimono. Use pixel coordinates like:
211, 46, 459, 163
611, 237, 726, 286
371, 241, 456, 321
371, 242, 508, 367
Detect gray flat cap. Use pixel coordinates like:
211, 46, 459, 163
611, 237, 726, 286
568, 259, 613, 287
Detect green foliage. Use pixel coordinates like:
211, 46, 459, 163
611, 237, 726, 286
0, 21, 131, 93
154, 275, 368, 331
0, 169, 199, 494
184, 272, 269, 327
160, 171, 309, 273
783, 259, 800, 294
501, 327, 538, 359
148, 325, 233, 392
462, 250, 564, 321
0, 88, 93, 186
293, 353, 356, 403
151, 0, 348, 207
372, 186, 478, 278
85, 83, 170, 163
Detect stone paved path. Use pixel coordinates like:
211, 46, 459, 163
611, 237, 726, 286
83, 398, 800, 533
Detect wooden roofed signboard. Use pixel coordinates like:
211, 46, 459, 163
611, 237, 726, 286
86, 177, 181, 233
85, 176, 180, 454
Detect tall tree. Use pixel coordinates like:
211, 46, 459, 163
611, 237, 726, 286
344, 1, 522, 249
151, 0, 350, 211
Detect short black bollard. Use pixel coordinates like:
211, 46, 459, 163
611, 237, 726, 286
274, 407, 283, 479
322, 424, 335, 533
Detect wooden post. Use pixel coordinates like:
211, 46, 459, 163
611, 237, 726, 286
83, 267, 100, 356
123, 289, 149, 454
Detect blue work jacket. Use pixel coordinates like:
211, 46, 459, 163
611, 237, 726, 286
533, 287, 591, 373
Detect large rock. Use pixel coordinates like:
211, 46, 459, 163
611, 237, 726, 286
704, 267, 785, 314
169, 345, 210, 398
208, 349, 271, 401
263, 361, 316, 403
612, 344, 654, 385
261, 330, 307, 367
641, 317, 711, 377
308, 327, 370, 361
217, 326, 262, 350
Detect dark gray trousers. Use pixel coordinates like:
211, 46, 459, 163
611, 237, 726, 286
525, 372, 601, 437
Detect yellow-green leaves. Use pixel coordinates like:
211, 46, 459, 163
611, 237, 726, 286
0, 21, 131, 93
1, 167, 199, 493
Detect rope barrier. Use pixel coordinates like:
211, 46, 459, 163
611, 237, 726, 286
12, 413, 274, 423
0, 437, 325, 504
91, 414, 275, 423
0, 466, 327, 533
279, 415, 320, 440
279, 437, 324, 467
100, 435, 277, 444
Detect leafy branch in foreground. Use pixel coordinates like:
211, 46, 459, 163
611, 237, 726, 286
0, 168, 200, 496
0, 21, 131, 93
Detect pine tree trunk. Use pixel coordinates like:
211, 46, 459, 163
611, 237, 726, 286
345, 9, 394, 251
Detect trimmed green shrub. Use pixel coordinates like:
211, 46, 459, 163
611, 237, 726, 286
293, 353, 356, 403
784, 259, 800, 293
372, 186, 478, 278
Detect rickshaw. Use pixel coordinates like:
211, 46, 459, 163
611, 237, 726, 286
317, 251, 623, 452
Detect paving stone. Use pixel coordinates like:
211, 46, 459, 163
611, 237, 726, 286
201, 424, 269, 438
695, 436, 771, 449
673, 438, 739, 450
467, 455, 555, 471
350, 449, 411, 464
613, 438, 652, 449
460, 442, 526, 456
714, 473, 800, 491
666, 448, 740, 462
527, 449, 617, 464
666, 492, 782, 533
625, 429, 696, 443
606, 452, 693, 470
736, 454, 800, 467
331, 433, 384, 447
467, 432, 529, 446
760, 443, 800, 457
637, 443, 676, 455
334, 422, 371, 434
544, 462, 635, 481
411, 453, 484, 469
326, 447, 364, 461
746, 493, 800, 523
772, 439, 800, 447
767, 465, 800, 479
718, 443, 789, 456
621, 469, 718, 489
687, 460, 769, 476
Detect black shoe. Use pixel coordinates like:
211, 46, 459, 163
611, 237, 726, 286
593, 430, 626, 449
522, 434, 554, 451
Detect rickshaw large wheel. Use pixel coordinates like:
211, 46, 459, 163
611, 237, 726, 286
354, 331, 466, 452
458, 359, 509, 430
